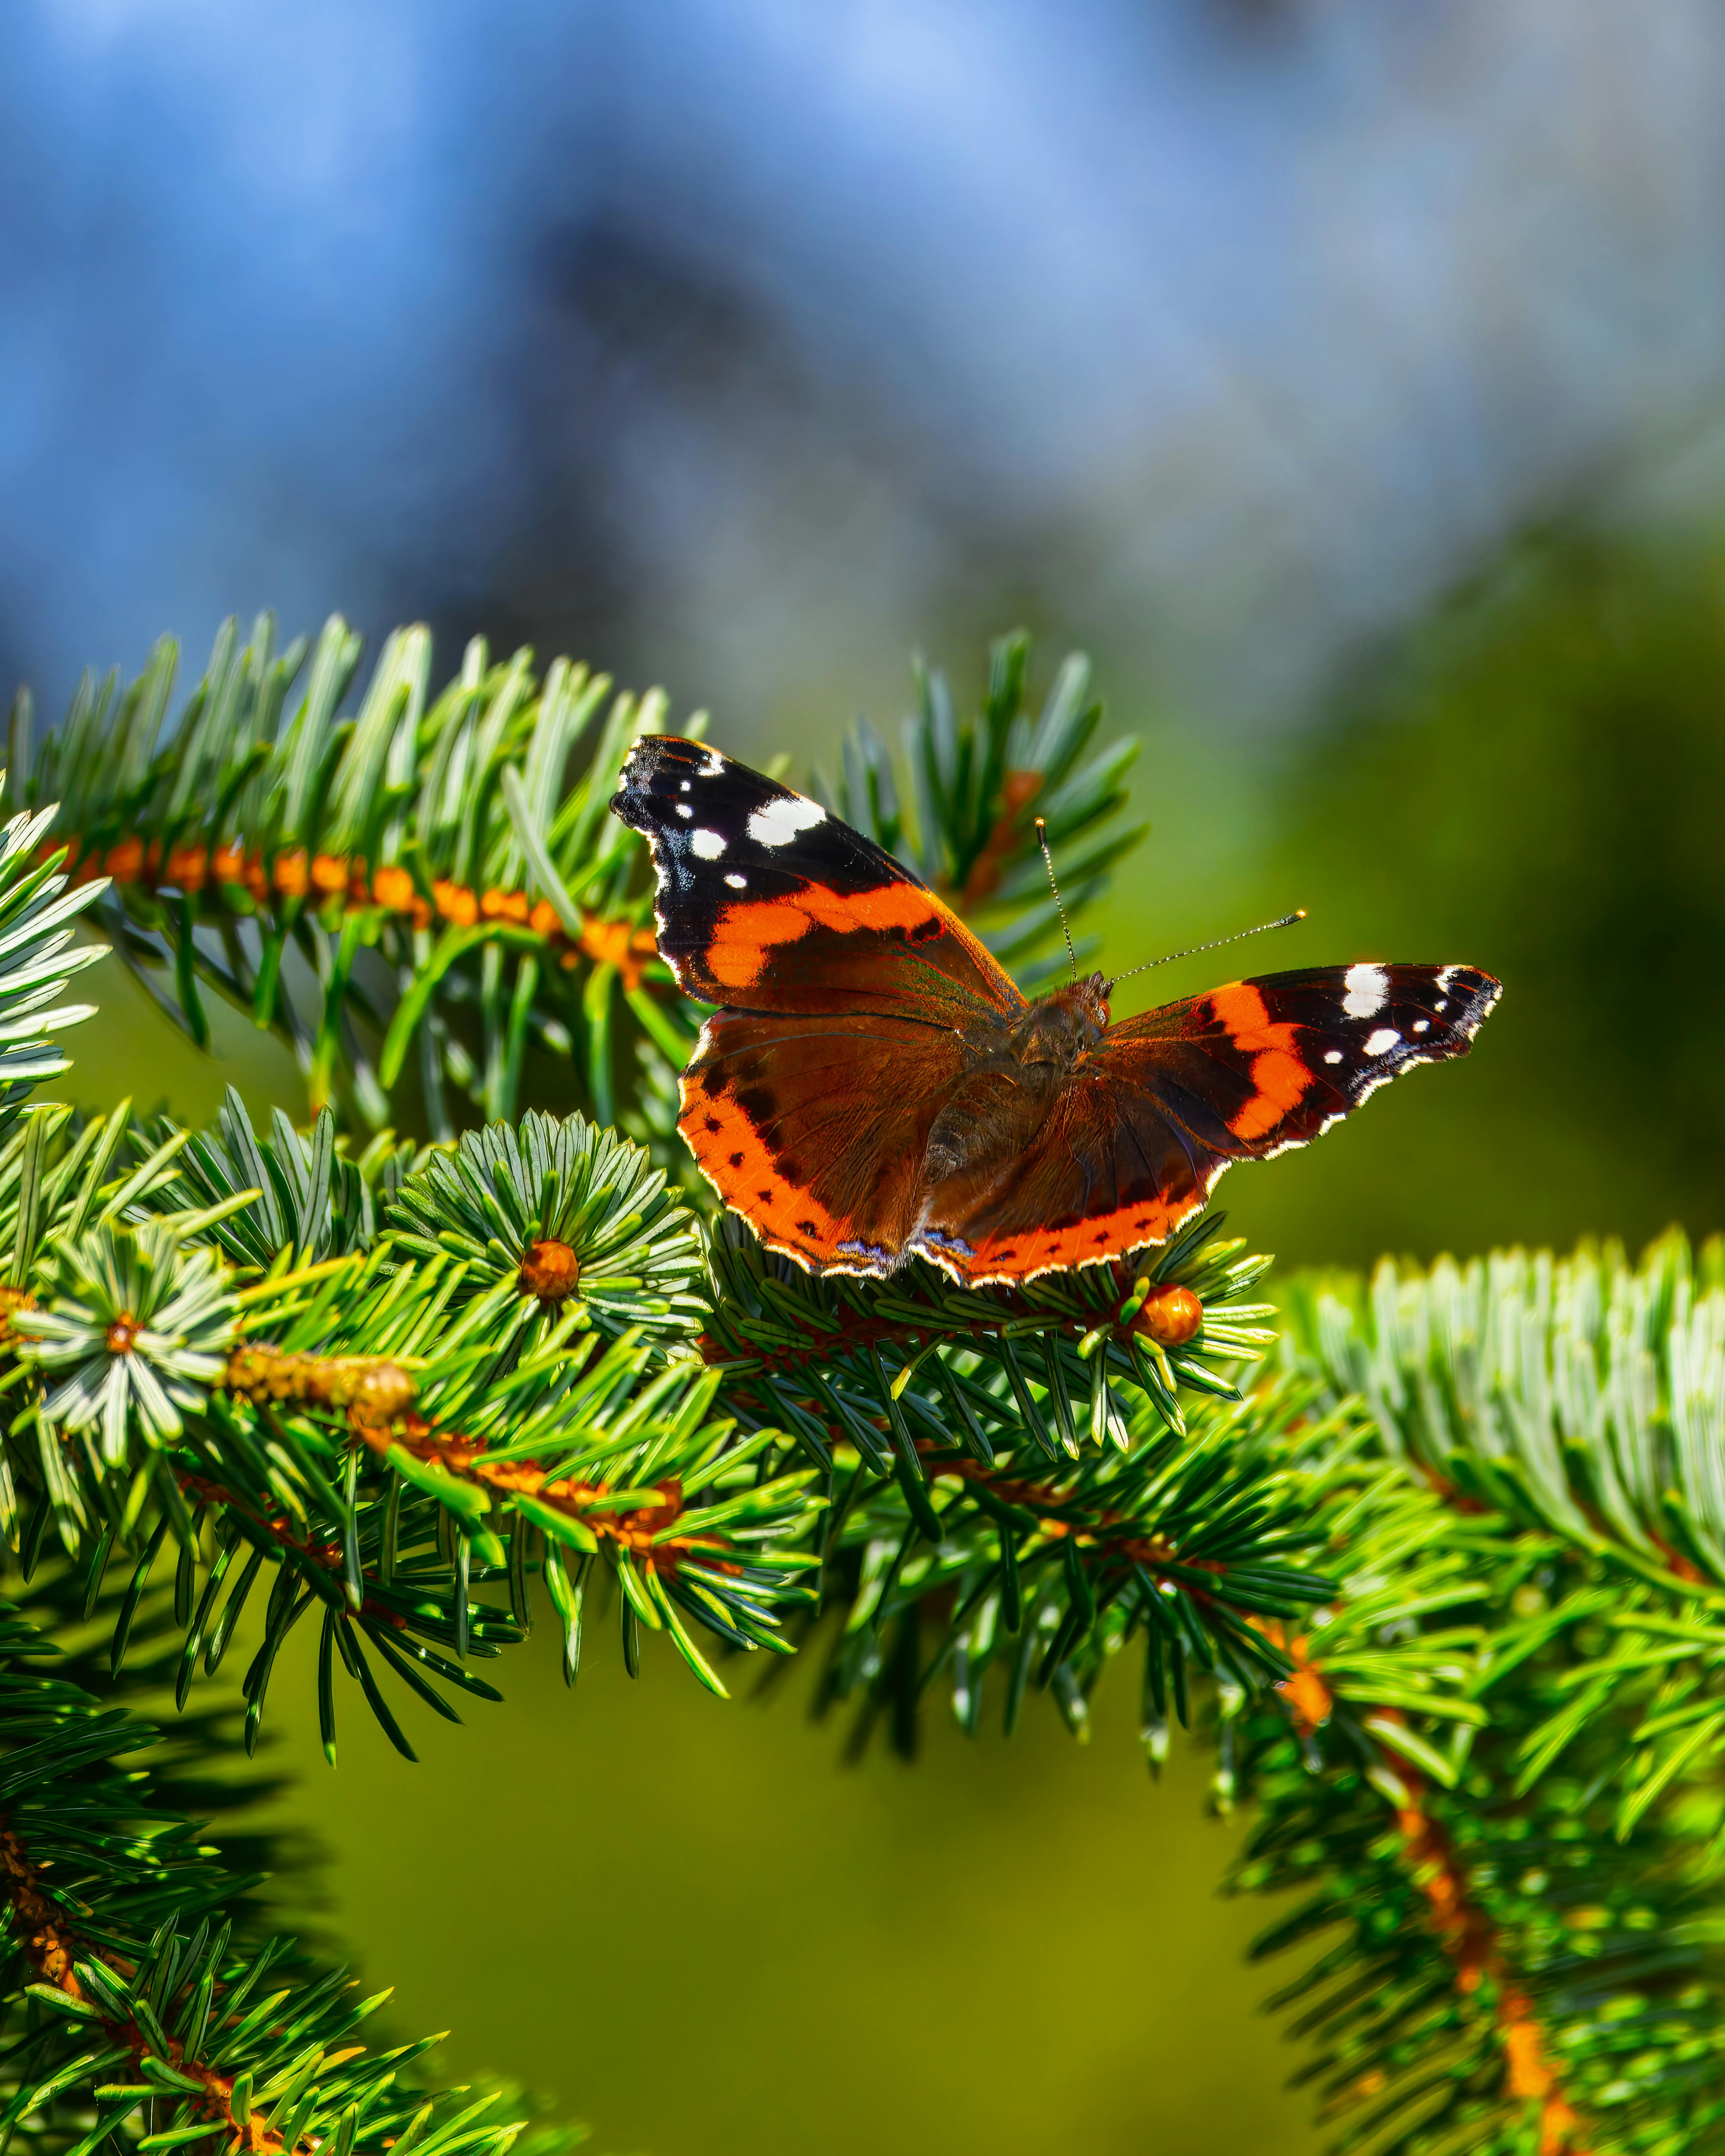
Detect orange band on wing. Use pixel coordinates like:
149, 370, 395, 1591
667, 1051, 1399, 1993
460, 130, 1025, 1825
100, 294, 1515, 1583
1208, 980, 1314, 1140
680, 1076, 850, 1270
1208, 980, 1270, 1035
919, 1189, 1204, 1286
707, 882, 942, 989
1228, 1051, 1312, 1139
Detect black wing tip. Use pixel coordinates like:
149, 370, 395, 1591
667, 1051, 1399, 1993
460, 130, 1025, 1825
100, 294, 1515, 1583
610, 734, 714, 826
1389, 967, 1501, 1073
1442, 966, 1503, 1041
1368, 966, 1500, 1092
623, 732, 698, 770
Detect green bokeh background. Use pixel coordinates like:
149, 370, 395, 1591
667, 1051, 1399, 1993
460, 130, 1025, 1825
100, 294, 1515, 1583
46, 528, 1725, 2155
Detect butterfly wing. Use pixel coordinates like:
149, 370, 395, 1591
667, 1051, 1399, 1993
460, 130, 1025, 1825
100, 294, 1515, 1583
612, 735, 1027, 1027
912, 963, 1500, 1283
682, 1008, 967, 1275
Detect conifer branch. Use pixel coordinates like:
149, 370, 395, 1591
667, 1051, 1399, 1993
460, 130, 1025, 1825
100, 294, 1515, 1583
12, 607, 1725, 2156
1288, 1233, 1725, 1826
814, 631, 1144, 985
1223, 1233, 1725, 2153
0, 1566, 583, 2156
10, 616, 677, 1132
0, 1074, 823, 1746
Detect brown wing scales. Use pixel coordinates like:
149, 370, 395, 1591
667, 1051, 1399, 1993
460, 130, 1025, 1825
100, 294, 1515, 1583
912, 1072, 1214, 1283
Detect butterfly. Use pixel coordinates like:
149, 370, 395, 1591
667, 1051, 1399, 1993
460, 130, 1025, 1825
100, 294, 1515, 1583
610, 736, 1500, 1287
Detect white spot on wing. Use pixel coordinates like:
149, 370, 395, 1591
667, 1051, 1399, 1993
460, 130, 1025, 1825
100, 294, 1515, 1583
725, 871, 747, 889
1364, 1028, 1400, 1056
1323, 1049, 1343, 1065
675, 803, 693, 819
1413, 1018, 1429, 1033
1436, 964, 1458, 994
679, 780, 691, 793
1342, 962, 1389, 1019
747, 794, 826, 848
690, 828, 726, 859
698, 749, 725, 777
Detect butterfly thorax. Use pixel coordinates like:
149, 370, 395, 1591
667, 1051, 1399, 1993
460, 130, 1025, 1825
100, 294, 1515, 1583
1005, 971, 1112, 1072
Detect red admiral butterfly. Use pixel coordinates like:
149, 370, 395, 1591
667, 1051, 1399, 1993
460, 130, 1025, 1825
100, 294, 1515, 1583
612, 736, 1500, 1286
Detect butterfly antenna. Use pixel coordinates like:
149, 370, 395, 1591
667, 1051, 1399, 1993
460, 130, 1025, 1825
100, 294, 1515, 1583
1110, 909, 1307, 986
1035, 818, 1078, 980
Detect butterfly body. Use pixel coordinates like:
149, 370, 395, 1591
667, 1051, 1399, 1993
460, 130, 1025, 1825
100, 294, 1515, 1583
612, 735, 1500, 1287
922, 973, 1108, 1184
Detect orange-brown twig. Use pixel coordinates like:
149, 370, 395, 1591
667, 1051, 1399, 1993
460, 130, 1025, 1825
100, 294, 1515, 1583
223, 1345, 417, 1423
53, 838, 660, 992
1244, 1632, 1589, 2155
352, 1413, 732, 1581
174, 1469, 407, 1630
0, 1823, 86, 1997
956, 770, 1044, 907
1388, 1763, 1589, 2155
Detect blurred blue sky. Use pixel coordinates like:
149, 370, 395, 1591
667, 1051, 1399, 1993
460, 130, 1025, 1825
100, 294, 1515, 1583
5, 0, 1725, 739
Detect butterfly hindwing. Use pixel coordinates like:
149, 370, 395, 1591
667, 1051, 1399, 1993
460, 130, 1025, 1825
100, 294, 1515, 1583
611, 735, 1025, 1027
682, 1009, 967, 1275
911, 1078, 1212, 1281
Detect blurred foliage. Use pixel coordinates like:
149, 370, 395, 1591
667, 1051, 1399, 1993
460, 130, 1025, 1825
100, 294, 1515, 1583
1259, 530, 1725, 1262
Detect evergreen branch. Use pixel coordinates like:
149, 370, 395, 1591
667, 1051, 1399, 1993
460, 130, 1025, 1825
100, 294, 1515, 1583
814, 630, 1143, 981
0, 794, 109, 1140
0, 1093, 831, 1744
1214, 1473, 1595, 2152
823, 630, 1147, 927
10, 615, 676, 1132
1286, 1230, 1725, 1596
1232, 1619, 1725, 2156
0, 1072, 1371, 1765
705, 1205, 1273, 1462
0, 1570, 584, 2156
802, 1378, 1386, 1762
133, 1092, 421, 1269
1219, 1235, 1725, 2153
383, 1109, 706, 1344
682, 1200, 1370, 1753
1284, 1232, 1725, 1833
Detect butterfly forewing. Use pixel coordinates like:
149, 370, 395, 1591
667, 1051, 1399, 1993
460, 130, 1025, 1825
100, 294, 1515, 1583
612, 735, 1025, 1027
1101, 961, 1501, 1155
911, 963, 1501, 1284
